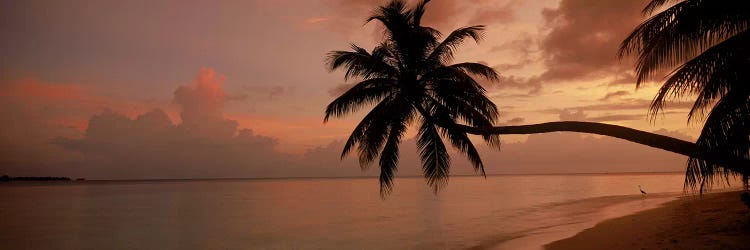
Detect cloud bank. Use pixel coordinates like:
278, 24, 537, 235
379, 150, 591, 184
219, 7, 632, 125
48, 69, 365, 179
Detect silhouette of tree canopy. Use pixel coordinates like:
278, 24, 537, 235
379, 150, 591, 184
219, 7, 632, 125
619, 0, 750, 191
326, 0, 750, 197
325, 0, 501, 196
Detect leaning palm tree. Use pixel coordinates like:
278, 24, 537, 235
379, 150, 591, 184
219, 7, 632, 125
326, 0, 750, 196
325, 0, 501, 196
619, 0, 750, 191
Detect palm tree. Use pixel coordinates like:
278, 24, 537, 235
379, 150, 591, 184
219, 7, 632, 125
619, 0, 750, 191
325, 0, 501, 196
326, 0, 750, 196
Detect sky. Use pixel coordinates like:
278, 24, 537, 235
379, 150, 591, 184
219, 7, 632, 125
1, 0, 702, 179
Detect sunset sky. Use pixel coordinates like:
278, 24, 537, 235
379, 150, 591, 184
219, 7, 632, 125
1, 0, 701, 179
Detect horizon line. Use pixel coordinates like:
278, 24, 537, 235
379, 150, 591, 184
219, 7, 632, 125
6, 171, 684, 183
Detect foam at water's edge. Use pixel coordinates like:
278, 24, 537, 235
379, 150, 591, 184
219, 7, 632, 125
490, 194, 679, 250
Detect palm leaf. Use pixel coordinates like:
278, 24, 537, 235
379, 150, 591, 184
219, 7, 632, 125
426, 26, 486, 65
642, 0, 680, 15
447, 62, 500, 82
417, 117, 451, 193
339, 96, 396, 161
324, 78, 396, 122
326, 44, 399, 80
412, 0, 431, 27
685, 90, 750, 192
427, 93, 494, 128
619, 0, 750, 85
649, 30, 750, 121
377, 100, 414, 196
430, 106, 485, 176
358, 108, 393, 168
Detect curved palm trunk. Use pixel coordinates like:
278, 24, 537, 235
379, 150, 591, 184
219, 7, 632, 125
453, 121, 750, 175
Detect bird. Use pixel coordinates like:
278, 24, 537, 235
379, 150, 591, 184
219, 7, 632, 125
639, 185, 647, 197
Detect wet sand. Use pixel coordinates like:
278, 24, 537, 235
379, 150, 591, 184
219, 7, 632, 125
546, 191, 750, 250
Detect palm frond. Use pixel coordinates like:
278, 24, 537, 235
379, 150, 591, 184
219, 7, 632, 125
324, 78, 396, 122
447, 62, 500, 81
425, 67, 499, 120
372, 41, 403, 72
426, 93, 495, 128
357, 110, 392, 168
482, 134, 502, 150
425, 64, 489, 93
642, 0, 680, 15
366, 0, 410, 29
685, 90, 750, 192
417, 117, 451, 193
424, 94, 502, 152
366, 0, 415, 61
377, 100, 414, 197
326, 44, 399, 80
339, 96, 396, 161
619, 0, 750, 85
648, 30, 750, 121
426, 26, 486, 65
412, 0, 431, 27
429, 104, 485, 176
378, 131, 400, 196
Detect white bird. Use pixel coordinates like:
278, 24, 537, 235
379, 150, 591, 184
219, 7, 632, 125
639, 185, 647, 197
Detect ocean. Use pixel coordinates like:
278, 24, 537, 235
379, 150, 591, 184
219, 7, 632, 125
0, 173, 737, 249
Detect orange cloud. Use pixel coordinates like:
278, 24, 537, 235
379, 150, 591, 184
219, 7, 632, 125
304, 17, 331, 24
0, 79, 94, 131
0, 79, 89, 101
173, 68, 238, 139
0, 78, 162, 129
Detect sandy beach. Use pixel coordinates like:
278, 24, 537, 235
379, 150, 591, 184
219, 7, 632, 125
546, 191, 750, 249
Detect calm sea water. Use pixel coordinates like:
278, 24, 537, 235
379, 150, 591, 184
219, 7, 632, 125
0, 173, 738, 249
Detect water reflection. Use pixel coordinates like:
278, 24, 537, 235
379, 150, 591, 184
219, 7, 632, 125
0, 174, 740, 249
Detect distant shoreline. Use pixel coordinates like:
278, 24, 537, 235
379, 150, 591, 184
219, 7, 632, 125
0, 171, 685, 183
0, 175, 83, 182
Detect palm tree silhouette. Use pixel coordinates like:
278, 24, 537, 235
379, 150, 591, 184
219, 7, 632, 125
325, 0, 501, 196
619, 0, 750, 191
325, 0, 750, 196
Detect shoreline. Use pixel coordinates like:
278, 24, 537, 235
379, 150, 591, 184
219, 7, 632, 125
545, 190, 750, 249
493, 193, 679, 249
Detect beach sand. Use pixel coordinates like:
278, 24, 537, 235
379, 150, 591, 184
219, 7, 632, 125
546, 191, 750, 250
